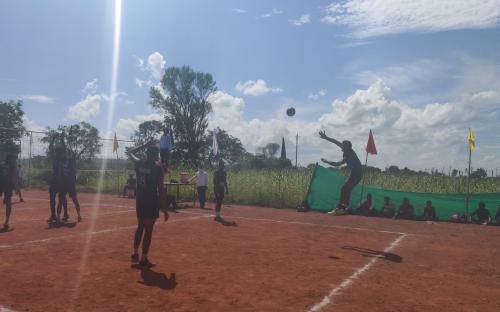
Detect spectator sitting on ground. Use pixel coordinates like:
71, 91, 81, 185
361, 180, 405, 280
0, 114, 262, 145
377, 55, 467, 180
470, 202, 491, 224
395, 197, 414, 220
355, 193, 375, 216
421, 200, 438, 221
380, 196, 395, 218
122, 174, 137, 198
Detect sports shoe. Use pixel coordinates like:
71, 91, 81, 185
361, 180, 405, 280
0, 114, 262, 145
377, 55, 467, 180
131, 253, 139, 263
328, 208, 346, 215
214, 215, 223, 222
62, 215, 69, 222
139, 258, 155, 268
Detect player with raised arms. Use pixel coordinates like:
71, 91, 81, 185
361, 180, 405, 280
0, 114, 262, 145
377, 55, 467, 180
127, 141, 168, 268
319, 130, 362, 215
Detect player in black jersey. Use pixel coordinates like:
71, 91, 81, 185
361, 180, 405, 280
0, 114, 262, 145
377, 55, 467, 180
127, 142, 168, 268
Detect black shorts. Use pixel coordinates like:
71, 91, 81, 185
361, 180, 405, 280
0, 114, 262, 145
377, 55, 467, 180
215, 187, 225, 201
67, 184, 77, 198
136, 197, 160, 219
2, 188, 13, 203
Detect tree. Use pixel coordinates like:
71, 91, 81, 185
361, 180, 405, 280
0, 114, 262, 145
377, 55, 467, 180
471, 168, 487, 179
204, 128, 248, 165
42, 122, 101, 162
451, 169, 458, 177
150, 65, 217, 165
265, 143, 280, 158
131, 120, 163, 147
386, 165, 400, 174
0, 100, 25, 155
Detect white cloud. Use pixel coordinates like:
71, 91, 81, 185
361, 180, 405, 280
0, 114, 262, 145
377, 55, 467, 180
235, 79, 283, 96
209, 81, 500, 170
232, 8, 247, 14
147, 52, 166, 80
290, 14, 311, 26
136, 57, 145, 70
321, 0, 500, 38
308, 89, 327, 100
135, 52, 166, 88
135, 78, 152, 89
355, 59, 448, 91
82, 78, 98, 95
20, 95, 55, 104
23, 116, 45, 132
261, 8, 283, 18
66, 94, 102, 122
115, 113, 163, 139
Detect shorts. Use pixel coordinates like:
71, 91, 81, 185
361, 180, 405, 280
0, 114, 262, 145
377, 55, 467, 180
214, 186, 225, 200
2, 188, 12, 204
67, 184, 77, 198
136, 198, 160, 219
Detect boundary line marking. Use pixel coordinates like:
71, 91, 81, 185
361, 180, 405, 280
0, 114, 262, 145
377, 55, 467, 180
307, 233, 407, 312
179, 210, 407, 235
12, 209, 136, 224
0, 215, 210, 249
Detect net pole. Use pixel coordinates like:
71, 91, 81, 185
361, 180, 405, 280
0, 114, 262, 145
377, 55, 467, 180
359, 151, 368, 205
28, 131, 33, 187
465, 148, 471, 222
295, 133, 298, 168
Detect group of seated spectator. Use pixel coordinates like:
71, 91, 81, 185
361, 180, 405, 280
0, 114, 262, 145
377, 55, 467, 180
350, 194, 500, 225
470, 202, 500, 225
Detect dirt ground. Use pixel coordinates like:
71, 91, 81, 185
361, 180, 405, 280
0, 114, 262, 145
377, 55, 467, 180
0, 190, 499, 312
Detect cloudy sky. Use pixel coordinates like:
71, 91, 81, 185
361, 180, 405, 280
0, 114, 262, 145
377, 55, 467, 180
1, 0, 500, 170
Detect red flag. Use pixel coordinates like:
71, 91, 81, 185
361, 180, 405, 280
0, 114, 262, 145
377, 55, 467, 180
366, 130, 377, 155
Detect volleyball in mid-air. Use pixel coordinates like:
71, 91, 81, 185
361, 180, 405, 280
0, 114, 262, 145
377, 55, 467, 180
286, 107, 296, 117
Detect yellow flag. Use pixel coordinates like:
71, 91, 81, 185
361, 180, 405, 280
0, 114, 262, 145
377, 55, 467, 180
468, 128, 475, 152
113, 132, 119, 153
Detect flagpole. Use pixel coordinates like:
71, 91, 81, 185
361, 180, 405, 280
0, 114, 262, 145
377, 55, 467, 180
295, 133, 298, 168
466, 146, 471, 222
359, 151, 369, 205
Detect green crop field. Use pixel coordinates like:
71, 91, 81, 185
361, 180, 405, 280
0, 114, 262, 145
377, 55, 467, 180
24, 166, 500, 209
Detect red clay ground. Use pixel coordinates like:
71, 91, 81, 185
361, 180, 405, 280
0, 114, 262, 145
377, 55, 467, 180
0, 190, 499, 312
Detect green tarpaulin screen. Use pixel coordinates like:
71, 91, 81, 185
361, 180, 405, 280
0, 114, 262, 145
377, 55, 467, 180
306, 164, 499, 220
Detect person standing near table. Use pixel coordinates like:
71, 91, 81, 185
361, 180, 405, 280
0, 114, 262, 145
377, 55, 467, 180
190, 165, 209, 209
213, 160, 228, 221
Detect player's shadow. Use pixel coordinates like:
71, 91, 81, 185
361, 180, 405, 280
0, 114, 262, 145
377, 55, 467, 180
0, 227, 14, 233
46, 222, 77, 229
342, 246, 403, 263
216, 218, 238, 227
138, 269, 177, 290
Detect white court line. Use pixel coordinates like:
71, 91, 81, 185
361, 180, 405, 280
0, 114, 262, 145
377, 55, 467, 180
179, 210, 406, 235
307, 233, 407, 312
22, 198, 407, 235
0, 214, 211, 249
0, 306, 17, 312
13, 209, 136, 224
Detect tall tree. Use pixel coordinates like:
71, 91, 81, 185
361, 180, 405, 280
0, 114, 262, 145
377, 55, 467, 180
0, 100, 25, 155
280, 137, 286, 159
150, 66, 216, 165
265, 143, 280, 158
131, 120, 163, 147
41, 122, 101, 161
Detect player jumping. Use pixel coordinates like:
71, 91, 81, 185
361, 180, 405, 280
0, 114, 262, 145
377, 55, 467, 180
319, 131, 362, 215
